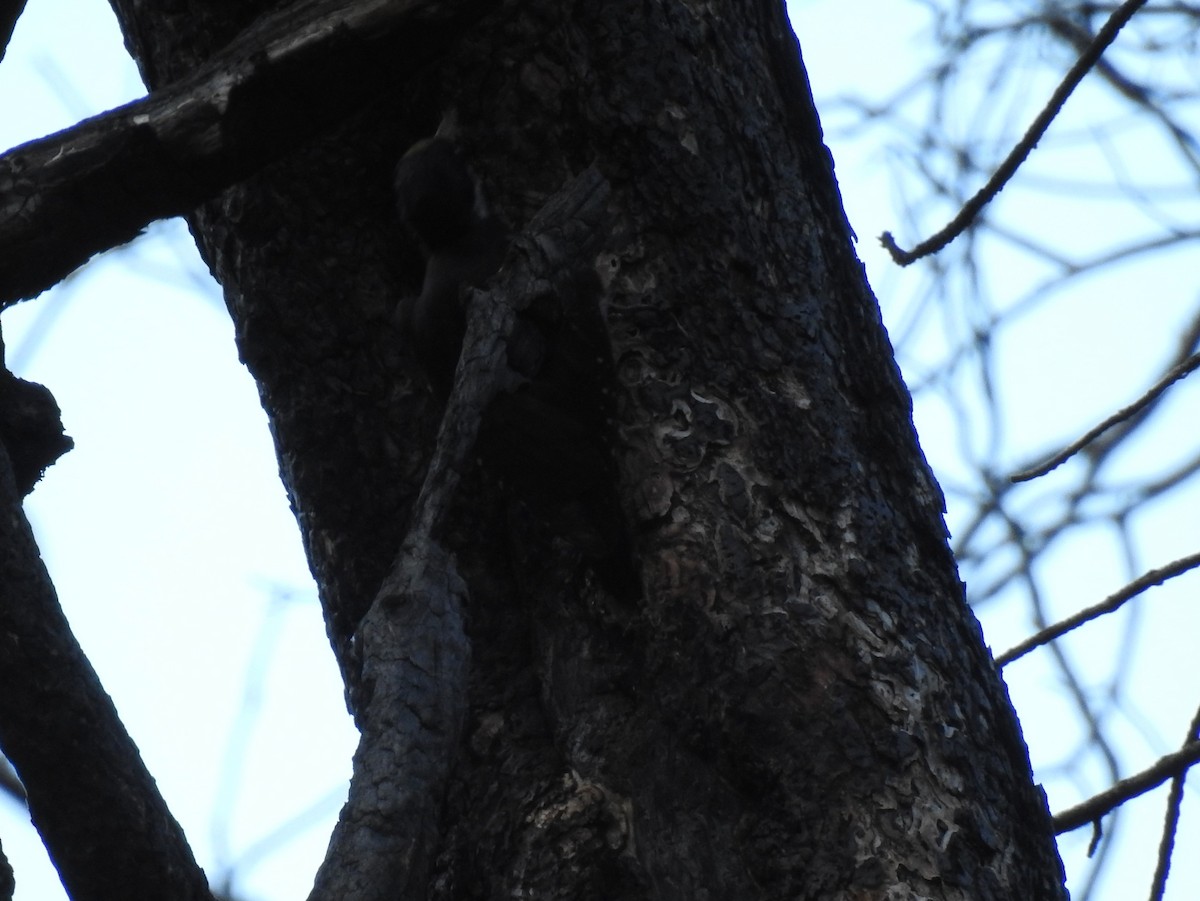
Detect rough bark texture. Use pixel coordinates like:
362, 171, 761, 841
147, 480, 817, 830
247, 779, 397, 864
309, 166, 615, 900
0, 834, 13, 901
92, 0, 1069, 898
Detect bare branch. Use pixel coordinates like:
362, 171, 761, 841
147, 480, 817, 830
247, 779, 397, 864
0, 0, 497, 307
1148, 705, 1200, 901
995, 550, 1200, 667
880, 0, 1150, 265
1053, 741, 1200, 834
1011, 350, 1200, 482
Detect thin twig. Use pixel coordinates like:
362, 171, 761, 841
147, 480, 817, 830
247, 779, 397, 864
880, 0, 1150, 265
995, 550, 1200, 667
1053, 741, 1200, 834
1011, 350, 1200, 482
1148, 705, 1200, 901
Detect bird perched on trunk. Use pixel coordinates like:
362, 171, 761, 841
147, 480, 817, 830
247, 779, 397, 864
393, 134, 507, 397
392, 132, 640, 600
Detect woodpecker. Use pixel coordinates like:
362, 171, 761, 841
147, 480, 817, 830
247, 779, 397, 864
393, 137, 640, 599
393, 136, 507, 396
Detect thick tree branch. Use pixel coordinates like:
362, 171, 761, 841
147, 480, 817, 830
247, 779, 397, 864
0, 407, 211, 898
0, 0, 25, 65
0, 0, 495, 307
0, 836, 11, 901
308, 168, 612, 901
0, 327, 73, 496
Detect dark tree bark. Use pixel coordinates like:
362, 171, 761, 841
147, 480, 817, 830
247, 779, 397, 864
0, 0, 1068, 897
0, 1, 25, 66
0, 834, 13, 901
0, 345, 208, 898
0, 0, 497, 304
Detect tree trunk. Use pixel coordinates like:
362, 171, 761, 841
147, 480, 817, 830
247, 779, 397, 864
95, 0, 1069, 897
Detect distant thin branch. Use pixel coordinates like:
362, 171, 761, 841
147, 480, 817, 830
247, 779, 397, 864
223, 784, 346, 890
1011, 350, 1200, 482
880, 0, 1150, 265
210, 591, 297, 889
1049, 12, 1200, 177
1054, 742, 1200, 834
996, 550, 1200, 667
